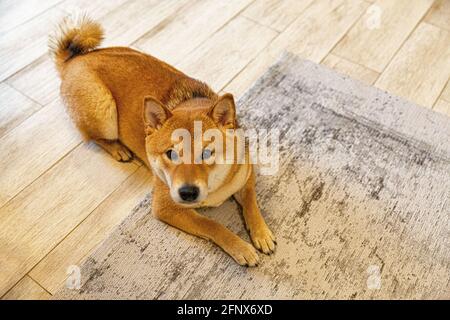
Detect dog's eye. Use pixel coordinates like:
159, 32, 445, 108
202, 149, 213, 160
165, 149, 178, 161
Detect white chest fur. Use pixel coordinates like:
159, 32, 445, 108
199, 163, 250, 207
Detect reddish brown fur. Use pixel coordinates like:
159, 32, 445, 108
51, 16, 275, 266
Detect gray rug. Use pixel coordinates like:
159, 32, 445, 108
54, 53, 450, 300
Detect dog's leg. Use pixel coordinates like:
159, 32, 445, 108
152, 180, 259, 266
234, 166, 276, 255
61, 71, 133, 162
96, 139, 133, 162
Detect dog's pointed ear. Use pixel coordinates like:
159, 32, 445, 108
143, 96, 172, 134
208, 93, 236, 129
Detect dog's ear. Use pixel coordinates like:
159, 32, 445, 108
143, 96, 172, 134
208, 93, 236, 129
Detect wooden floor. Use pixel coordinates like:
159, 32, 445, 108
1, 0, 449, 299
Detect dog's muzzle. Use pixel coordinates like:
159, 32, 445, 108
178, 184, 200, 202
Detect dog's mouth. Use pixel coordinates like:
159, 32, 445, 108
171, 197, 205, 208
174, 200, 201, 207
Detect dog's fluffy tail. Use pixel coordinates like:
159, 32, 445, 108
49, 14, 103, 73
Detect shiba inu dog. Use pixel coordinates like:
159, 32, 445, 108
50, 15, 275, 266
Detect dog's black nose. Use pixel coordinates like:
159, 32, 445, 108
178, 185, 200, 202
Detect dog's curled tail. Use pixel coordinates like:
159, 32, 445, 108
49, 14, 103, 73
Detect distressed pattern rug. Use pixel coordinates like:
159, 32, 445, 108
54, 54, 450, 299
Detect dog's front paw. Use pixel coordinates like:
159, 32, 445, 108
226, 239, 260, 267
250, 224, 276, 255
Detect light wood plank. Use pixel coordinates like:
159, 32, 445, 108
58, 0, 130, 21
0, 143, 138, 297
0, 7, 61, 82
424, 0, 450, 31
225, 0, 368, 97
223, 48, 276, 98
0, 98, 81, 207
30, 166, 152, 294
0, 0, 129, 82
321, 53, 379, 85
0, 83, 41, 138
375, 23, 450, 108
134, 0, 253, 65
2, 276, 50, 300
433, 99, 450, 117
440, 80, 450, 102
176, 16, 277, 91
0, 0, 62, 34
332, 0, 434, 72
242, 0, 314, 32
262, 0, 369, 65
101, 0, 188, 47
7, 55, 59, 107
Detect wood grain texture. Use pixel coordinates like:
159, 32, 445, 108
433, 99, 450, 116
2, 276, 50, 300
0, 83, 41, 138
225, 0, 368, 97
7, 55, 59, 107
333, 0, 434, 72
177, 16, 277, 91
30, 166, 152, 294
424, 0, 450, 31
0, 142, 138, 297
2, 0, 123, 99
321, 53, 379, 85
0, 7, 60, 82
0, 0, 62, 34
59, 0, 130, 23
100, 0, 188, 47
134, 0, 253, 65
0, 0, 129, 82
242, 0, 314, 32
375, 23, 450, 108
0, 98, 81, 207
440, 80, 450, 102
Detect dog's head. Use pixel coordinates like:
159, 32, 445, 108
143, 94, 238, 206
